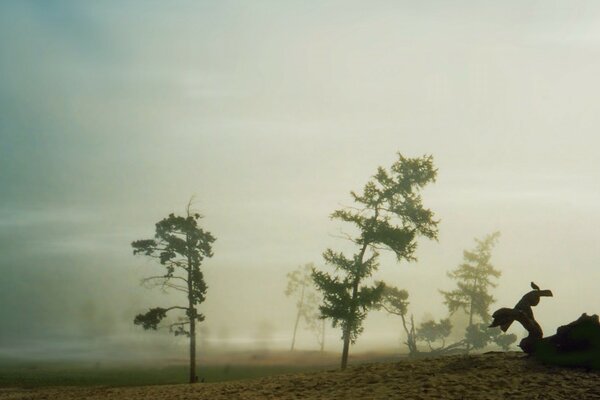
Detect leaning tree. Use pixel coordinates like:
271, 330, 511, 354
312, 153, 439, 370
132, 205, 216, 383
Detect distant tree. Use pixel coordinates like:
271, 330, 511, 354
379, 285, 417, 355
416, 318, 452, 352
132, 203, 216, 383
304, 291, 327, 352
440, 232, 516, 352
465, 322, 517, 351
312, 153, 439, 370
285, 263, 324, 351
492, 328, 517, 351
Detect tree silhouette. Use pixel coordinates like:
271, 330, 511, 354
312, 153, 439, 369
441, 232, 516, 352
132, 203, 215, 383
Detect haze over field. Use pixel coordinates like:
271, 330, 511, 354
1, 1, 600, 361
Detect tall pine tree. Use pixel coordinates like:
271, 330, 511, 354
132, 204, 215, 383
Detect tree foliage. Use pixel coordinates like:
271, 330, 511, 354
312, 153, 439, 369
493, 330, 518, 351
312, 251, 384, 344
379, 285, 409, 316
416, 318, 452, 351
132, 208, 215, 383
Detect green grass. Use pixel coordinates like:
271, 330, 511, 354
0, 362, 325, 388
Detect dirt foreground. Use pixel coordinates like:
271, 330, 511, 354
1, 352, 599, 400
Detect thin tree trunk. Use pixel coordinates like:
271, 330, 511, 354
465, 303, 474, 354
320, 319, 325, 352
186, 224, 198, 384
341, 273, 361, 370
341, 279, 359, 370
341, 243, 369, 370
187, 280, 197, 383
290, 284, 305, 351
466, 278, 477, 354
341, 328, 351, 369
401, 313, 417, 356
189, 307, 196, 383
290, 310, 301, 351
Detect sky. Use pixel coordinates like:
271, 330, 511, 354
1, 1, 600, 360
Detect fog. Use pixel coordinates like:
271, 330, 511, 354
1, 1, 600, 362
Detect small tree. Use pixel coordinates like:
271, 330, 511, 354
132, 204, 215, 383
440, 232, 516, 352
379, 285, 417, 355
285, 263, 325, 351
416, 318, 452, 352
312, 153, 438, 369
493, 328, 517, 351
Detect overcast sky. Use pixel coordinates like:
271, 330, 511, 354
2, 1, 600, 359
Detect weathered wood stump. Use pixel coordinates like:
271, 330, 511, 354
536, 313, 600, 369
490, 282, 600, 369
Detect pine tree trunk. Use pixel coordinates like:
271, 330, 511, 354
186, 228, 198, 384
342, 277, 360, 370
341, 328, 350, 370
189, 309, 197, 383
466, 295, 474, 354
341, 284, 357, 369
466, 278, 477, 354
320, 319, 325, 352
341, 243, 368, 370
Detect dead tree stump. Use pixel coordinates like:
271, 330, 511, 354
490, 282, 600, 369
489, 282, 552, 353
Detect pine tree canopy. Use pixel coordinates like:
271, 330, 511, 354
313, 153, 438, 348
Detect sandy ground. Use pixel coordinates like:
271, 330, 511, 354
1, 352, 599, 399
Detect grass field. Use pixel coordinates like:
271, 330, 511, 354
0, 349, 411, 388
0, 362, 330, 388
0, 350, 345, 389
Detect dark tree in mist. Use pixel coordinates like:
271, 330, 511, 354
132, 204, 215, 383
441, 232, 516, 352
312, 153, 439, 370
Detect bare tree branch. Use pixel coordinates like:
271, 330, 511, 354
380, 303, 404, 316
